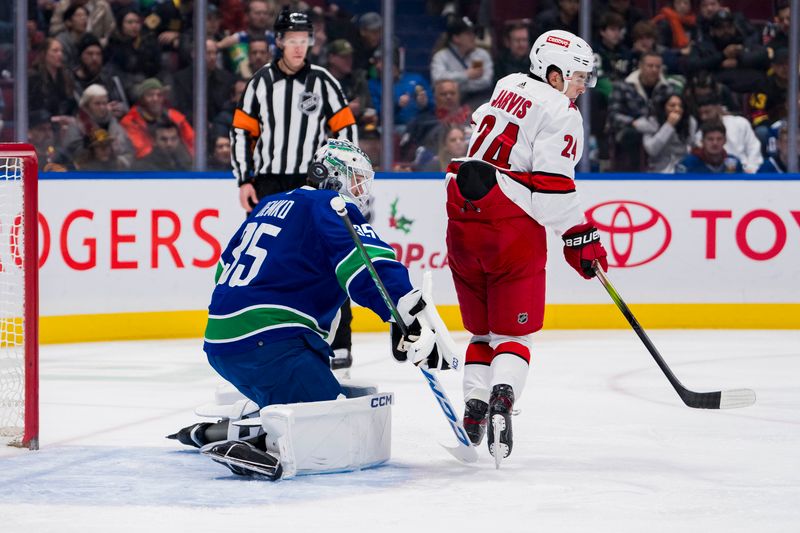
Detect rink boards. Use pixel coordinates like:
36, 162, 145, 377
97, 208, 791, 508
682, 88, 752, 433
33, 172, 800, 342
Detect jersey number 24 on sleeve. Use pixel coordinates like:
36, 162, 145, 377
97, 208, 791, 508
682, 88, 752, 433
218, 222, 282, 287
561, 134, 577, 160
468, 114, 519, 169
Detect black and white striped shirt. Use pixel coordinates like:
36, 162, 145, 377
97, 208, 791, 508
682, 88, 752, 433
230, 61, 358, 186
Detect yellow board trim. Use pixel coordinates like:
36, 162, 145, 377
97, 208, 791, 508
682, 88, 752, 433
41, 304, 800, 344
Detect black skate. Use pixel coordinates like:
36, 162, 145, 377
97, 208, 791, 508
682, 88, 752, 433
463, 399, 488, 445
331, 348, 353, 379
203, 440, 282, 480
166, 422, 213, 448
487, 384, 515, 468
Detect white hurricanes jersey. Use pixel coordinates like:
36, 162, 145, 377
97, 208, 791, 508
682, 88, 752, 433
461, 73, 587, 235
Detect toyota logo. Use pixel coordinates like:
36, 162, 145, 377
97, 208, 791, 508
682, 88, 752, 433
586, 200, 671, 267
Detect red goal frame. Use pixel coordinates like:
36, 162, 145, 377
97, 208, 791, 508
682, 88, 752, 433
0, 143, 39, 450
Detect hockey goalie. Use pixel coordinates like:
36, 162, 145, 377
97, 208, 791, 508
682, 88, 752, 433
168, 140, 457, 480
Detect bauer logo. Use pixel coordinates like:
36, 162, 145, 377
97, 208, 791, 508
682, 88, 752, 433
370, 394, 393, 408
546, 36, 570, 47
586, 200, 671, 267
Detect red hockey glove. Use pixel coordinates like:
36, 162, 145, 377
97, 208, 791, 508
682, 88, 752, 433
562, 222, 608, 279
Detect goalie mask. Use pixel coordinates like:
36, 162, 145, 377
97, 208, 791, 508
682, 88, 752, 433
529, 30, 597, 94
308, 139, 375, 215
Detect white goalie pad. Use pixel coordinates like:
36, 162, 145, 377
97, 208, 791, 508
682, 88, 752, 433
235, 392, 393, 479
194, 380, 381, 443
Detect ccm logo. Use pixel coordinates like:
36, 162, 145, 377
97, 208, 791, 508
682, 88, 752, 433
546, 36, 570, 47
371, 394, 393, 408
564, 230, 599, 247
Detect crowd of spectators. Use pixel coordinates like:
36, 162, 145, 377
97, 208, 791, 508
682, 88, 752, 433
5, 0, 798, 174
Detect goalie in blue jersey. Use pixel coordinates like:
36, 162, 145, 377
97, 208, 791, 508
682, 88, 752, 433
169, 139, 456, 479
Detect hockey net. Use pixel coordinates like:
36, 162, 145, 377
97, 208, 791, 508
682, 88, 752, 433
0, 144, 38, 450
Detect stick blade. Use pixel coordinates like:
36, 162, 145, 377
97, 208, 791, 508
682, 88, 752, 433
719, 388, 757, 409
441, 442, 479, 464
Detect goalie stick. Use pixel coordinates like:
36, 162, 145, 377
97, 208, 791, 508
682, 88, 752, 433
330, 196, 478, 464
592, 260, 756, 409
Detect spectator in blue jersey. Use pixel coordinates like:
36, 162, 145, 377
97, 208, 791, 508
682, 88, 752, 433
676, 120, 742, 174
168, 139, 454, 477
368, 47, 432, 128
759, 123, 799, 174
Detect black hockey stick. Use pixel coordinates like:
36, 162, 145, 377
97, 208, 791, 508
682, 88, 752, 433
330, 196, 478, 463
592, 260, 756, 409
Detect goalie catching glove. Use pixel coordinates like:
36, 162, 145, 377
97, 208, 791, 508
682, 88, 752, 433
562, 222, 608, 279
391, 287, 458, 371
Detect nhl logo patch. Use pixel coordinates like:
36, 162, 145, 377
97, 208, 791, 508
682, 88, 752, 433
517, 312, 528, 324
298, 92, 321, 115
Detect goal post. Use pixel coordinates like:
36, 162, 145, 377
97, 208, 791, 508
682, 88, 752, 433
0, 143, 39, 450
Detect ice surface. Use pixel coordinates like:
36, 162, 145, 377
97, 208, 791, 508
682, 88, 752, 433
1, 330, 798, 533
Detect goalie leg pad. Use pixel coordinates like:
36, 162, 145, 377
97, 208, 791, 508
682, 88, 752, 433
257, 392, 393, 479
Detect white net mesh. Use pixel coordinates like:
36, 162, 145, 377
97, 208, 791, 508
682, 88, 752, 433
0, 155, 26, 446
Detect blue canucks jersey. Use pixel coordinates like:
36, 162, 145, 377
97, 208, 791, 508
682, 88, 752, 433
204, 187, 413, 356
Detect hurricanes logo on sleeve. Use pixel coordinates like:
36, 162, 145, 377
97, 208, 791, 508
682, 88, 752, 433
298, 92, 321, 115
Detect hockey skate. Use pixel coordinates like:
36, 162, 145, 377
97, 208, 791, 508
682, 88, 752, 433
487, 384, 515, 469
166, 422, 214, 448
203, 440, 283, 481
331, 348, 353, 379
463, 398, 488, 445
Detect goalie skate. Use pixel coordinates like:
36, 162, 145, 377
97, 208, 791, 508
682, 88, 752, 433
202, 440, 283, 481
487, 384, 514, 468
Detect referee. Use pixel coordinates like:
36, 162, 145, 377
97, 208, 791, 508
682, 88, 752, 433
231, 7, 358, 210
230, 7, 359, 376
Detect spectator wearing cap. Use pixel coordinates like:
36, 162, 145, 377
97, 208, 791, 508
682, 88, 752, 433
694, 95, 762, 173
105, 8, 161, 100
55, 3, 90, 70
120, 78, 195, 160
72, 33, 129, 117
28, 37, 78, 118
369, 47, 432, 127
430, 16, 493, 109
743, 48, 791, 150
133, 120, 193, 171
74, 128, 124, 170
681, 8, 769, 93
607, 52, 682, 171
494, 21, 532, 81
326, 39, 374, 128
28, 109, 72, 172
61, 84, 134, 168
354, 12, 383, 73
693, 0, 757, 45
676, 120, 742, 173
682, 70, 738, 117
49, 0, 116, 47
759, 123, 800, 174
535, 0, 579, 35
172, 39, 236, 123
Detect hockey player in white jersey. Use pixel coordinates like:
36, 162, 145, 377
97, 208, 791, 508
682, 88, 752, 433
445, 30, 609, 464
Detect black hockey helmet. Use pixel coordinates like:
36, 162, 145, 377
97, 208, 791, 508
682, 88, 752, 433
274, 7, 313, 37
